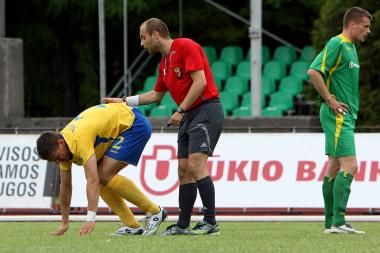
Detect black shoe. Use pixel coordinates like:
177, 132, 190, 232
192, 221, 220, 235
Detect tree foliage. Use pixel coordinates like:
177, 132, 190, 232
311, 0, 380, 125
6, 0, 326, 118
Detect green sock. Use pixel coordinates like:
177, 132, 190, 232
333, 171, 353, 226
322, 176, 335, 229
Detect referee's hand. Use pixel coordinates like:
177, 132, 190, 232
168, 111, 184, 126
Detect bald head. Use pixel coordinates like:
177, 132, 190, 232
141, 18, 170, 39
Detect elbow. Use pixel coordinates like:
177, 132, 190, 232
307, 69, 317, 79
307, 69, 313, 79
87, 178, 100, 188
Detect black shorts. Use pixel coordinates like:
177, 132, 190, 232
177, 99, 224, 158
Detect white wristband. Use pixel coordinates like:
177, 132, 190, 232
86, 211, 96, 222
125, 95, 139, 106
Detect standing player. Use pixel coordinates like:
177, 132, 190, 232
36, 103, 167, 236
104, 18, 224, 235
308, 7, 371, 234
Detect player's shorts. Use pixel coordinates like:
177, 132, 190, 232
177, 99, 224, 158
320, 103, 356, 157
105, 108, 152, 166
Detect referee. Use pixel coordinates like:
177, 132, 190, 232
104, 18, 224, 235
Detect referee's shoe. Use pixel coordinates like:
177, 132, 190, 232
192, 221, 220, 235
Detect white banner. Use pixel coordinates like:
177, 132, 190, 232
1, 133, 379, 209
0, 135, 52, 208
68, 133, 380, 208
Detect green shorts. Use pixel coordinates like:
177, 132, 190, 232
320, 103, 356, 157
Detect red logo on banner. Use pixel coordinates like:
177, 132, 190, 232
140, 145, 180, 195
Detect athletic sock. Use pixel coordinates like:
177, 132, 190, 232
100, 185, 140, 228
333, 171, 353, 226
106, 175, 160, 215
196, 176, 216, 225
322, 176, 335, 229
176, 183, 197, 229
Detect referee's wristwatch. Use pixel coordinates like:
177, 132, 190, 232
176, 106, 185, 114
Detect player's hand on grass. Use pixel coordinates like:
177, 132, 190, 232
327, 96, 349, 115
102, 97, 124, 104
50, 223, 69, 236
79, 221, 96, 236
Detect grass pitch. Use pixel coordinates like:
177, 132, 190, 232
1, 221, 380, 253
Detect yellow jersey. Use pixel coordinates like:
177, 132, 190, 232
59, 103, 135, 170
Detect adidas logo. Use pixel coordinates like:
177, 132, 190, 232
200, 143, 207, 148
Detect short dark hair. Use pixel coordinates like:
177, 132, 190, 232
36, 131, 62, 160
143, 18, 170, 39
343, 7, 372, 28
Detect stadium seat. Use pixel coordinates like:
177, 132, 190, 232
300, 45, 316, 62
289, 61, 310, 82
149, 105, 172, 117
273, 46, 297, 66
241, 92, 265, 108
219, 46, 243, 66
160, 93, 177, 111
143, 75, 157, 91
278, 76, 303, 96
224, 76, 248, 97
136, 104, 153, 115
213, 75, 223, 91
236, 61, 251, 82
262, 75, 276, 96
246, 46, 270, 64
263, 60, 286, 82
261, 106, 283, 117
232, 106, 251, 117
268, 91, 294, 112
219, 91, 239, 114
211, 60, 232, 81
203, 46, 218, 64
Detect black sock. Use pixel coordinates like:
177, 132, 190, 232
176, 183, 197, 229
196, 176, 216, 225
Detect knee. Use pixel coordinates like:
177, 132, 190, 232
187, 160, 207, 179
349, 166, 358, 175
98, 172, 111, 185
178, 166, 189, 181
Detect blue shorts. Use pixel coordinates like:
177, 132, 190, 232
105, 108, 152, 166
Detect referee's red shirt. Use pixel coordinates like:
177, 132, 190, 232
154, 38, 219, 109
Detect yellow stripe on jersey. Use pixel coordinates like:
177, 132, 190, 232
60, 103, 135, 169
321, 48, 328, 73
335, 113, 344, 150
337, 34, 352, 44
326, 52, 343, 90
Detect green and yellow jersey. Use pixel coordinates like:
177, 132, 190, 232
309, 34, 360, 119
59, 103, 135, 171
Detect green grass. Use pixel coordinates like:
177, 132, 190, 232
1, 221, 380, 253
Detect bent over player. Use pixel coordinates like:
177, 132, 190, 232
37, 103, 166, 236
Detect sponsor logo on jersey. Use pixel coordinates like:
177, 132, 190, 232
349, 61, 359, 69
173, 66, 182, 78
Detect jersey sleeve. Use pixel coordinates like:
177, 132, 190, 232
182, 40, 204, 73
60, 162, 72, 171
309, 37, 341, 76
77, 135, 95, 166
154, 62, 168, 92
